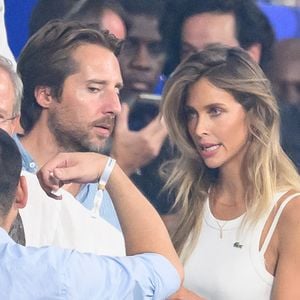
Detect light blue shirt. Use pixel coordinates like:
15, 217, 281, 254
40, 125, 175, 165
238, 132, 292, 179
13, 134, 121, 230
0, 228, 180, 299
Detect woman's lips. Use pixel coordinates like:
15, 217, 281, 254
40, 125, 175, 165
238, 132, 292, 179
198, 143, 221, 159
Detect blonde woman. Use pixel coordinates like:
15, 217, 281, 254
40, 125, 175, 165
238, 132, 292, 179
162, 45, 300, 299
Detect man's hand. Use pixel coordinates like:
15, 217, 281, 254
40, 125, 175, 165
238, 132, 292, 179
111, 103, 167, 175
37, 152, 109, 199
168, 287, 205, 300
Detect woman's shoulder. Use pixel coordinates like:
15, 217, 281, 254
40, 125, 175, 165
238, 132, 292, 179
277, 190, 300, 232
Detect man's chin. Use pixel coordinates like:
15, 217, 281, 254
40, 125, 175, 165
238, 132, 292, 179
86, 141, 107, 154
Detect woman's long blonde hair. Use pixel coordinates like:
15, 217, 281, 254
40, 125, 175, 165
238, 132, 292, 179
161, 45, 300, 262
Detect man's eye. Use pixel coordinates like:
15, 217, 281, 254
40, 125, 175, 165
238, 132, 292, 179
148, 43, 165, 56
122, 39, 138, 53
88, 87, 100, 93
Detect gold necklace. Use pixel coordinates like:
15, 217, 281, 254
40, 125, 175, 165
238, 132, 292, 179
209, 185, 228, 239
215, 220, 228, 239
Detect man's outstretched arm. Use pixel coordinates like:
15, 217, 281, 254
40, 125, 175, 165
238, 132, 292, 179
38, 152, 183, 283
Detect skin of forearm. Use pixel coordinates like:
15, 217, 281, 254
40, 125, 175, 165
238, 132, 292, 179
106, 163, 183, 280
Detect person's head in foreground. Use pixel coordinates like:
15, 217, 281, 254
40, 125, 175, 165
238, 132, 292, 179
0, 128, 25, 231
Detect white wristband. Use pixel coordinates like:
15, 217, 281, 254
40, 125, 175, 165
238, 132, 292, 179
98, 157, 116, 190
91, 157, 116, 218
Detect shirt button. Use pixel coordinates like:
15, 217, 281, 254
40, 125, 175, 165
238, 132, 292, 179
29, 162, 36, 168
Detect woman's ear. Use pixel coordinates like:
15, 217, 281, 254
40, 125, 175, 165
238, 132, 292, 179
34, 86, 53, 108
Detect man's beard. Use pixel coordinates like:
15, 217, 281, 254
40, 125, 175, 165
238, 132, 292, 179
47, 110, 113, 153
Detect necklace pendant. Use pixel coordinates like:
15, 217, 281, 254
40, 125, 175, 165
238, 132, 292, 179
215, 219, 227, 239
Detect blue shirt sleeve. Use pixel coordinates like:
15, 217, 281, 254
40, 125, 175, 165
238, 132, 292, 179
65, 252, 180, 299
0, 234, 180, 300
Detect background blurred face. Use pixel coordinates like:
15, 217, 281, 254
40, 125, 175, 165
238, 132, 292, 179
48, 44, 122, 153
181, 13, 239, 61
272, 40, 300, 107
101, 9, 126, 40
185, 78, 249, 172
0, 68, 18, 135
119, 14, 166, 94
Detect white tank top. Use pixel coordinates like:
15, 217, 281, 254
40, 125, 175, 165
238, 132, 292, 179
184, 192, 300, 300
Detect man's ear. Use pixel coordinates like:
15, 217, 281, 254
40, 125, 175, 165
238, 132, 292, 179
246, 43, 262, 64
15, 176, 28, 209
11, 114, 22, 135
34, 86, 54, 108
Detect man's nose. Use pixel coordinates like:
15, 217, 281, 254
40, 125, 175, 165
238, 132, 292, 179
103, 89, 122, 115
131, 44, 151, 70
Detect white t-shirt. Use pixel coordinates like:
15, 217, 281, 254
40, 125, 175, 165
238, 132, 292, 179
20, 171, 125, 256
184, 191, 300, 300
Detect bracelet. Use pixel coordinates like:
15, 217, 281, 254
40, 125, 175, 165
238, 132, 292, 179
98, 157, 116, 190
91, 157, 116, 218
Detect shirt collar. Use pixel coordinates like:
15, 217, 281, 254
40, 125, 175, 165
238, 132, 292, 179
0, 227, 15, 244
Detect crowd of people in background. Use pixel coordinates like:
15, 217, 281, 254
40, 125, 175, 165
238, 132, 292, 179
0, 0, 299, 299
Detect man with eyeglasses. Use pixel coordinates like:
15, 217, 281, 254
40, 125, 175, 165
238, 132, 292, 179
0, 55, 25, 244
0, 56, 19, 135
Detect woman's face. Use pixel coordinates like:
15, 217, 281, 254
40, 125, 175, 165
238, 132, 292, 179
185, 78, 249, 172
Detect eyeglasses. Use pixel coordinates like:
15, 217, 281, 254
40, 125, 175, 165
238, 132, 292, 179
0, 115, 17, 124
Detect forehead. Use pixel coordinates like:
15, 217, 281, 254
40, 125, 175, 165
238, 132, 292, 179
186, 78, 237, 107
273, 43, 300, 82
182, 12, 239, 49
70, 43, 122, 82
0, 68, 14, 114
127, 14, 161, 42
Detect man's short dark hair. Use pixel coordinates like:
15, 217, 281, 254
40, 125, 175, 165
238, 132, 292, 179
18, 20, 121, 133
65, 0, 127, 31
0, 129, 22, 217
161, 0, 275, 75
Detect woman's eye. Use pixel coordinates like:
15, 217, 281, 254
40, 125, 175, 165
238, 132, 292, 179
209, 107, 222, 116
184, 107, 198, 120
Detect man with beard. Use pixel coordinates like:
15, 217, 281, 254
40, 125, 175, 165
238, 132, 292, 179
14, 20, 122, 230
0, 53, 124, 254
